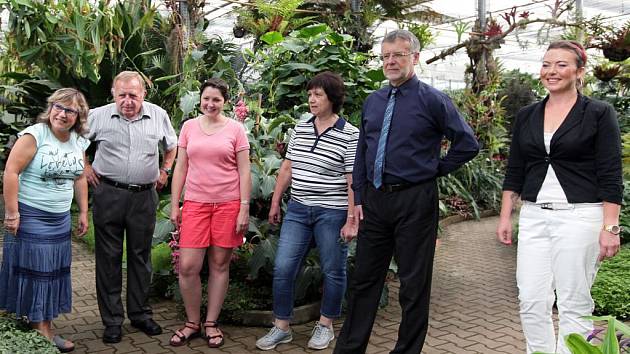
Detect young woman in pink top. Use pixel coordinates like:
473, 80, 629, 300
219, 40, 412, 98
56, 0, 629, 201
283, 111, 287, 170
169, 78, 251, 348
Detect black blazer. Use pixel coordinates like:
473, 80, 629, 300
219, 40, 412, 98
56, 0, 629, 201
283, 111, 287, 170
503, 94, 623, 204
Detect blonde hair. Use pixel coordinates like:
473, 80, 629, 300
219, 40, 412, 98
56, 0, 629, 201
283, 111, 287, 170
37, 88, 89, 135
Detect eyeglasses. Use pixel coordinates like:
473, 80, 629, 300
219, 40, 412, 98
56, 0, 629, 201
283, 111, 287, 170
379, 52, 416, 61
52, 103, 79, 118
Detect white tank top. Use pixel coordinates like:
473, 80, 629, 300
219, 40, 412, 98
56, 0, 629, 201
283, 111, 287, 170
536, 132, 569, 203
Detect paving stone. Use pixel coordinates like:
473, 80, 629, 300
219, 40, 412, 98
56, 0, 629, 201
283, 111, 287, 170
2, 215, 537, 353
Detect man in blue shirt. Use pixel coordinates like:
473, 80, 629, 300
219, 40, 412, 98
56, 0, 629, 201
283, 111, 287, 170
334, 30, 479, 354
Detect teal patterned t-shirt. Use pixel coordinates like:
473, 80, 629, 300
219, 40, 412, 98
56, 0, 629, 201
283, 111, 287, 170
17, 123, 90, 213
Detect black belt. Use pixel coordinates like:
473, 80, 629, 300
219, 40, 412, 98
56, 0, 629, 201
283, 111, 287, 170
378, 182, 417, 192
101, 177, 154, 192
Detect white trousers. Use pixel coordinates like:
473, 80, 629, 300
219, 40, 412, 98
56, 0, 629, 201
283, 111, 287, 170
517, 203, 602, 354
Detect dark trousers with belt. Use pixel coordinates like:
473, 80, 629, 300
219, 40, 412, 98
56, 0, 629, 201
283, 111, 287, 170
93, 182, 158, 326
334, 180, 438, 354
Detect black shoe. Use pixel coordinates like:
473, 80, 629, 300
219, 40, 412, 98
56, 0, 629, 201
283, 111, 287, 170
102, 325, 122, 343
130, 318, 162, 336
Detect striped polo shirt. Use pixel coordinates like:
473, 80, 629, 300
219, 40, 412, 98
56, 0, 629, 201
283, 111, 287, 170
286, 115, 359, 209
87, 102, 178, 184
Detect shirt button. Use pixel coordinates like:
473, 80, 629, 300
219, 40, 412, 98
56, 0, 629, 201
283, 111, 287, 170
544, 157, 550, 162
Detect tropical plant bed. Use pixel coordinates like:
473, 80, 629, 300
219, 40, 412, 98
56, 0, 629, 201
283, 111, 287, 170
0, 312, 58, 353
166, 253, 322, 326
591, 244, 630, 319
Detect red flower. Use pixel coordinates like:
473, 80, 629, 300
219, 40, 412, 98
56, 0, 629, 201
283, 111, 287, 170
483, 19, 503, 37
234, 100, 249, 122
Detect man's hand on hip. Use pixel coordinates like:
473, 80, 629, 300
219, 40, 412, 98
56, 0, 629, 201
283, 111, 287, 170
84, 163, 101, 187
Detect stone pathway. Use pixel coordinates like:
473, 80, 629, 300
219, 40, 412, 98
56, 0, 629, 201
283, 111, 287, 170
3, 216, 526, 353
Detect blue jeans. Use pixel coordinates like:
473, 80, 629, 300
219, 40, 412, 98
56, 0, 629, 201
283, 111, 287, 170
273, 200, 348, 320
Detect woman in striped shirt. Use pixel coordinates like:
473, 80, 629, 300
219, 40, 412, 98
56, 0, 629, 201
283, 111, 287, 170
256, 71, 359, 351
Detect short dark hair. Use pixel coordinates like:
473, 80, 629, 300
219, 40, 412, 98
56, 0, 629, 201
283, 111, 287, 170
306, 71, 345, 114
200, 78, 230, 101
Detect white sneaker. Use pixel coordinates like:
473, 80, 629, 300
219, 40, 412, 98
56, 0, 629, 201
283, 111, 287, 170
307, 322, 334, 350
256, 326, 293, 351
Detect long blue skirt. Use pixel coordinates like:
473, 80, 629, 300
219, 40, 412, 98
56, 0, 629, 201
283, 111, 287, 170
0, 202, 72, 322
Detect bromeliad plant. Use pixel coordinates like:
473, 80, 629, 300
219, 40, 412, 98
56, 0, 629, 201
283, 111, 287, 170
534, 316, 630, 354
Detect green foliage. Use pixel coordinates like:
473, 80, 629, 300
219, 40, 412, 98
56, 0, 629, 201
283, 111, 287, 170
591, 244, 630, 318
0, 0, 169, 106
404, 23, 435, 52
438, 155, 504, 218
0, 313, 58, 353
452, 78, 509, 157
498, 70, 545, 122
151, 242, 172, 276
619, 180, 630, 245
242, 24, 384, 125
533, 315, 630, 354
234, 0, 313, 44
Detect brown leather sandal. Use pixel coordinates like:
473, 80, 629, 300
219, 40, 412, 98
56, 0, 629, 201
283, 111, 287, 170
203, 320, 224, 348
169, 321, 200, 347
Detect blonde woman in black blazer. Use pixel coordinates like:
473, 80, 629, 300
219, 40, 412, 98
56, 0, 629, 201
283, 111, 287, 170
496, 40, 622, 354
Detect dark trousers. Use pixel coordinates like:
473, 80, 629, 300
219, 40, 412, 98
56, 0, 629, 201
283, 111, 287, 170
334, 181, 438, 354
93, 182, 158, 326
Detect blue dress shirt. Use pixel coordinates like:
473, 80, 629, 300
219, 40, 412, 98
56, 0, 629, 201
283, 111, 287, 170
353, 75, 480, 204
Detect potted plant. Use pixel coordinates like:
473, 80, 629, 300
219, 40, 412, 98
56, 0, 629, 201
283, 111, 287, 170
588, 19, 630, 62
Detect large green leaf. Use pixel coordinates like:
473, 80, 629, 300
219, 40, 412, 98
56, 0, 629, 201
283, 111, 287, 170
280, 38, 306, 53
151, 242, 172, 274
601, 316, 620, 354
261, 31, 284, 45
152, 218, 175, 245
366, 69, 386, 83
248, 237, 278, 279
262, 155, 282, 174
296, 23, 328, 38
278, 63, 318, 74
261, 175, 276, 198
564, 334, 602, 354
18, 46, 42, 61
179, 90, 199, 117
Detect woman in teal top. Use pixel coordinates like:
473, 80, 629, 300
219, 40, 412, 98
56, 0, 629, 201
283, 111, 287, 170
0, 88, 90, 353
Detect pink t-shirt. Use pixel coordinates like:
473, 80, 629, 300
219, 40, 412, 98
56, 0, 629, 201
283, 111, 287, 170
179, 117, 250, 203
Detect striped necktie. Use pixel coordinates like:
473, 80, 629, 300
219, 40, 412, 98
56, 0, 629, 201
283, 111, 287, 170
373, 87, 397, 189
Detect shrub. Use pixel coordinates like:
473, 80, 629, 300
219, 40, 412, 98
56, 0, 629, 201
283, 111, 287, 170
620, 180, 630, 245
0, 313, 58, 353
591, 244, 630, 319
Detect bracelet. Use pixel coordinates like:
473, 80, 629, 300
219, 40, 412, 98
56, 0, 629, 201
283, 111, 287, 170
347, 215, 355, 218
240, 200, 249, 205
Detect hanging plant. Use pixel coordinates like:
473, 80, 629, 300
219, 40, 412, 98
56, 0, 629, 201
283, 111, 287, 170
593, 64, 621, 82
587, 19, 630, 62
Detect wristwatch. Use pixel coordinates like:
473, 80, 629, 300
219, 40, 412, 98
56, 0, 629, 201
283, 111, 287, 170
603, 224, 622, 235
160, 167, 172, 175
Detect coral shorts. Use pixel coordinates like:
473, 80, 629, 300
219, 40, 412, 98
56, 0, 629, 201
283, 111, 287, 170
179, 200, 244, 249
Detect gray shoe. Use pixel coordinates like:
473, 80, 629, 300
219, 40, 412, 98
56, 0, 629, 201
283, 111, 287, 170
256, 326, 293, 351
307, 322, 334, 350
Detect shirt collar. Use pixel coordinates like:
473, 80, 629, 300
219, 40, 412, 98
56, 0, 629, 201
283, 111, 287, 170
307, 115, 347, 129
110, 102, 151, 120
389, 74, 419, 97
